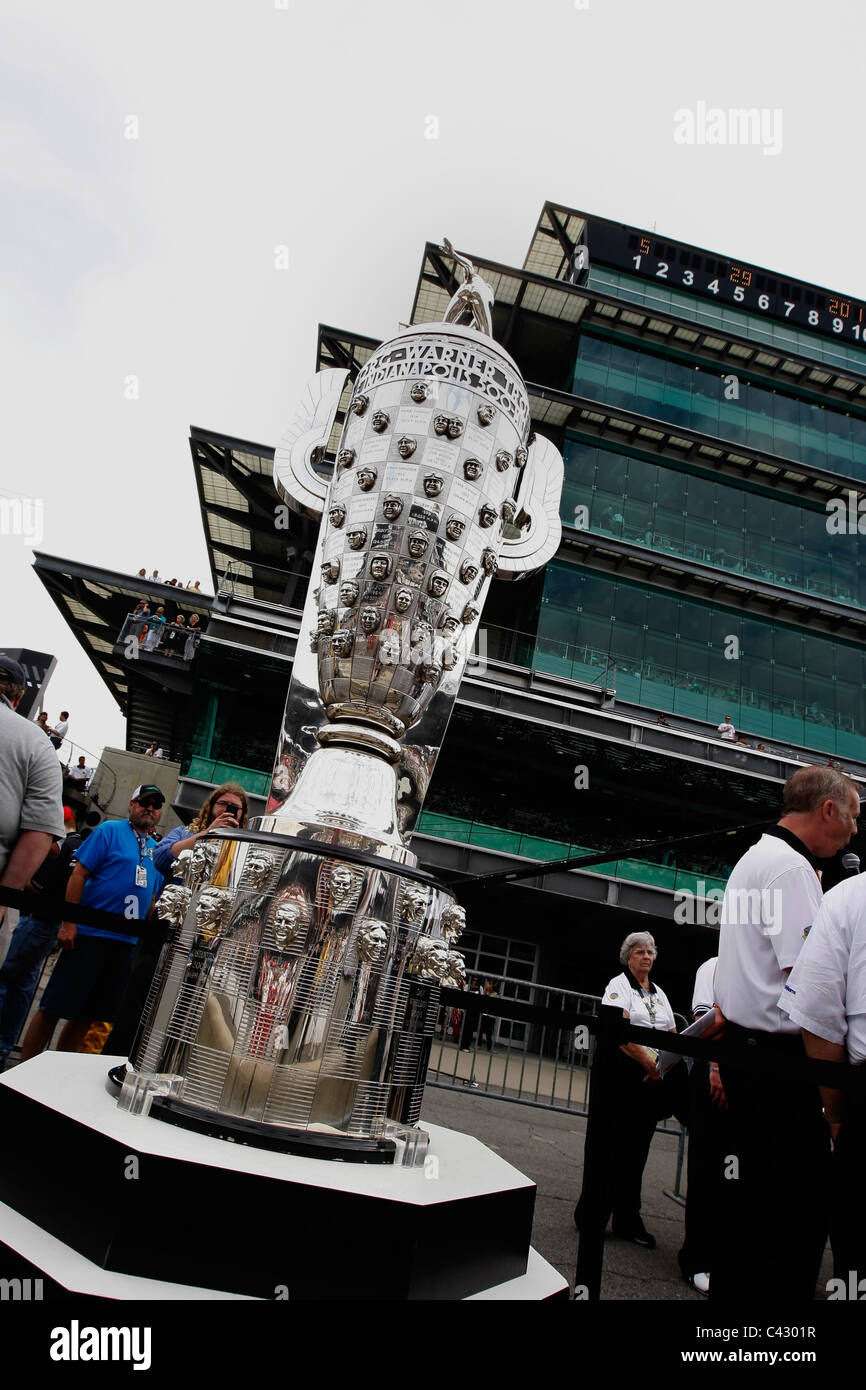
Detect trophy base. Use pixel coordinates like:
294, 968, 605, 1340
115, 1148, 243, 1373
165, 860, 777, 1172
0, 1054, 568, 1301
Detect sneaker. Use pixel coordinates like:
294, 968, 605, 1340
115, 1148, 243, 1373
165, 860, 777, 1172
612, 1222, 656, 1249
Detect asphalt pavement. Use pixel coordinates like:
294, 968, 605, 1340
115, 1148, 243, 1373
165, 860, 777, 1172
420, 1083, 835, 1302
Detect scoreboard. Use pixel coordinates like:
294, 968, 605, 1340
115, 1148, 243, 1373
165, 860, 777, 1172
575, 214, 866, 350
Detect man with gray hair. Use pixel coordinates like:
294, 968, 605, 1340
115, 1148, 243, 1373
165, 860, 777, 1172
0, 655, 66, 932
710, 765, 860, 1302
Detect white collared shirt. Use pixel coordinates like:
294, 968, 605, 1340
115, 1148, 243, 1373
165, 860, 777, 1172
692, 957, 717, 1015
714, 833, 822, 1033
780, 875, 866, 1064
603, 972, 676, 1031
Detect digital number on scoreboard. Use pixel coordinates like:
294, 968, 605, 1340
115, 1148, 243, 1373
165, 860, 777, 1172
580, 215, 866, 347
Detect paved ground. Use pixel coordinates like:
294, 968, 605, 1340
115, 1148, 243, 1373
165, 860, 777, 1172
421, 1082, 835, 1301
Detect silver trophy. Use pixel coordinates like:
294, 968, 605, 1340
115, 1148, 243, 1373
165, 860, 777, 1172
127, 245, 563, 1162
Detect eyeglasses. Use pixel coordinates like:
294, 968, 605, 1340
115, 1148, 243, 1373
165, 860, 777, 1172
136, 800, 162, 811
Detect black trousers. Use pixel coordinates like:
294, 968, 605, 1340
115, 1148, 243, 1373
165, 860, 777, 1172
577, 1051, 689, 1234
710, 1028, 831, 1302
678, 1059, 731, 1278
101, 925, 170, 1059
830, 1077, 866, 1284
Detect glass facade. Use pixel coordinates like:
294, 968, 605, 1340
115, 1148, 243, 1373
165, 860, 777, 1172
572, 333, 866, 477
588, 266, 866, 377
562, 439, 864, 608
183, 645, 287, 788
537, 560, 866, 758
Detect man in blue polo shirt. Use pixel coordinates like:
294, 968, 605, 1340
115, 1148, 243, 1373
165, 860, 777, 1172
20, 784, 164, 1058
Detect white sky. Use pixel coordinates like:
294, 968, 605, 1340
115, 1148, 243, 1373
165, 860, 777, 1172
2, 0, 864, 768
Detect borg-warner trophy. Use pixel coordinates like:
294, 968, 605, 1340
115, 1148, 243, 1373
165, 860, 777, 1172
123, 245, 563, 1163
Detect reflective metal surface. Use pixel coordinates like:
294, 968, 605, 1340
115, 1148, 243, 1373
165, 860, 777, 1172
129, 249, 564, 1159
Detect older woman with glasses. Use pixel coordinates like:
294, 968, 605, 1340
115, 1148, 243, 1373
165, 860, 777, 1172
574, 931, 685, 1250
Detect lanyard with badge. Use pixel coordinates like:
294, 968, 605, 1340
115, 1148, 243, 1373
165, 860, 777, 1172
636, 984, 658, 1025
131, 826, 152, 888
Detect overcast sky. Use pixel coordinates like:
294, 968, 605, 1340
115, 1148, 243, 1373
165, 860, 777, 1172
2, 0, 864, 768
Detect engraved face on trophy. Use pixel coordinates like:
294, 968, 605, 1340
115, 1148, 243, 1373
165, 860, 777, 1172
446, 418, 463, 440
356, 918, 389, 964
440, 949, 467, 989
331, 628, 354, 657
440, 902, 466, 943
189, 839, 220, 884
462, 603, 479, 625
359, 605, 381, 634
433, 414, 450, 437
420, 659, 442, 687
347, 526, 367, 551
156, 884, 192, 927
340, 579, 359, 607
357, 467, 377, 491
397, 436, 416, 459
409, 936, 449, 981
400, 884, 428, 922
428, 572, 449, 598
318, 609, 337, 636
350, 393, 368, 416
407, 530, 429, 559
382, 494, 403, 520
329, 862, 358, 907
371, 410, 390, 434
338, 447, 355, 469
410, 619, 433, 656
440, 613, 462, 636
329, 504, 346, 529
501, 498, 518, 523
409, 382, 429, 403
495, 450, 513, 472
478, 504, 497, 528
195, 886, 232, 941
273, 898, 305, 950
394, 587, 414, 613
460, 561, 479, 585
422, 473, 444, 498
463, 458, 483, 481
369, 553, 391, 580
477, 403, 495, 427
482, 548, 497, 576
321, 559, 340, 584
245, 847, 276, 889
445, 516, 465, 542
515, 444, 528, 467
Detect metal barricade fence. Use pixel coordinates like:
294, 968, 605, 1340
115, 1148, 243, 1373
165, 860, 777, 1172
426, 972, 684, 1140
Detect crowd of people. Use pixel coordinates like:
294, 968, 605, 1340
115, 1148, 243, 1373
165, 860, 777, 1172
575, 764, 865, 1303
136, 568, 203, 593
128, 599, 206, 659
3, 640, 865, 1302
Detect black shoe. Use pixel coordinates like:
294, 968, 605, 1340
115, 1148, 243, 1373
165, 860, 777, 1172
612, 1222, 656, 1249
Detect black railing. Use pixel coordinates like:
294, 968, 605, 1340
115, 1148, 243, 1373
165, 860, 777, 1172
118, 615, 203, 662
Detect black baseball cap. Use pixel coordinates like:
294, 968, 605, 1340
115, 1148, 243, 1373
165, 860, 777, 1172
131, 784, 166, 805
0, 655, 26, 684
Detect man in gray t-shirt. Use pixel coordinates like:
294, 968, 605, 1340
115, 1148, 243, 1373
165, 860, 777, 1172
0, 656, 66, 928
